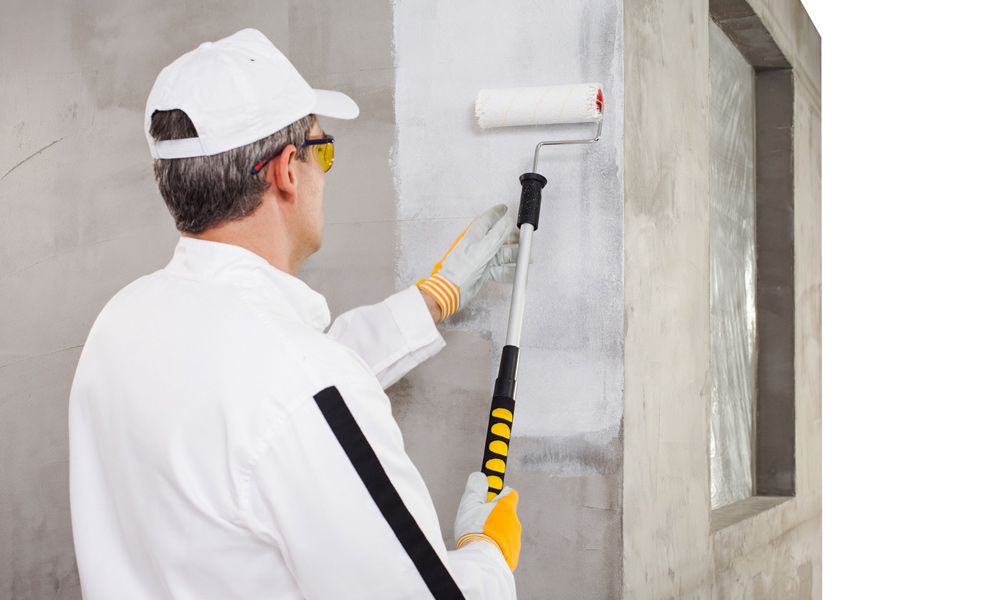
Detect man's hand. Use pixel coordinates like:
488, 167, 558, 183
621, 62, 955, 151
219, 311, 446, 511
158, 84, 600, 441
417, 205, 518, 321
454, 472, 522, 571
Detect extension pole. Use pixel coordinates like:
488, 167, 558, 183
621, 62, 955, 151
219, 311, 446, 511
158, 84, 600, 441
480, 173, 546, 501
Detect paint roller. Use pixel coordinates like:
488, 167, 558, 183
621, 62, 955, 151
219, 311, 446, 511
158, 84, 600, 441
475, 83, 604, 500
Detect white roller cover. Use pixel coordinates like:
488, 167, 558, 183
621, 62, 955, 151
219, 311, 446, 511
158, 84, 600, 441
475, 83, 603, 128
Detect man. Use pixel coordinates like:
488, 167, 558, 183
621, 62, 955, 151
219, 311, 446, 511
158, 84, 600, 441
69, 29, 520, 599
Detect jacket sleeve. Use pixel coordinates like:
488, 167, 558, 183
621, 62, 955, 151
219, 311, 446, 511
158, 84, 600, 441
242, 376, 515, 599
449, 543, 518, 599
327, 286, 445, 389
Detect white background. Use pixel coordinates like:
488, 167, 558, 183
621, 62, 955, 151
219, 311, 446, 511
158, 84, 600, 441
805, 0, 1000, 596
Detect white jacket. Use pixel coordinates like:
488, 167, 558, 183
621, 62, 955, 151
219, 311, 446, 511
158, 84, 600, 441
68, 237, 515, 599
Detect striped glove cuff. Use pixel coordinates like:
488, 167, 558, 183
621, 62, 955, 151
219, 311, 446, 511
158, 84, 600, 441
456, 533, 503, 557
417, 274, 461, 320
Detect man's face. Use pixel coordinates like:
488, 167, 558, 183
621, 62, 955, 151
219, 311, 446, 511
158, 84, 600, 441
294, 119, 328, 263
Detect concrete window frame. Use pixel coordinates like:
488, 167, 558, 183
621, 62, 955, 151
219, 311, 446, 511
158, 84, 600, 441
709, 0, 797, 532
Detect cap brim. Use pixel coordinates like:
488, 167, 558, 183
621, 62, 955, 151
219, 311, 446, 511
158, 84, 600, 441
312, 90, 360, 120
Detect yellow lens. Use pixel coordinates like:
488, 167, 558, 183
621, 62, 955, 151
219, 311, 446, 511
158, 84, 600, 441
314, 142, 334, 172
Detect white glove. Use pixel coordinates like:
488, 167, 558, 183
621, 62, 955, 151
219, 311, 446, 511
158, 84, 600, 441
454, 472, 522, 572
418, 205, 518, 320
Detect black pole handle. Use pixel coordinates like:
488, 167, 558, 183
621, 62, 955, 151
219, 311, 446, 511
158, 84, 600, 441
517, 173, 547, 230
481, 345, 519, 500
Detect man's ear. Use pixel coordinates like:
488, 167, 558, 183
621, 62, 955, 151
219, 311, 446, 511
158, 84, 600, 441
271, 144, 299, 199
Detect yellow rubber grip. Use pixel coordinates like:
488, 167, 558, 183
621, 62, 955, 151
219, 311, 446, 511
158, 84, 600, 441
492, 408, 513, 422
490, 422, 511, 438
483, 379, 517, 504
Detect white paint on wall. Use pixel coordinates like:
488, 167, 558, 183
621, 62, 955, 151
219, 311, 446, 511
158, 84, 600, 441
392, 1, 624, 446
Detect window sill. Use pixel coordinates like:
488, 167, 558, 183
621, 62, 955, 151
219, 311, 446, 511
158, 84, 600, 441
710, 496, 792, 533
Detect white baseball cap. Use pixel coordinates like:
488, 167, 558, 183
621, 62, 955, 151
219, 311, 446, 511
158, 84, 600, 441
144, 28, 359, 159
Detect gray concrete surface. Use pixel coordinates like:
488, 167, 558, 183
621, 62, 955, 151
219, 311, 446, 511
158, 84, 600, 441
0, 0, 401, 596
622, 0, 715, 594
623, 0, 821, 597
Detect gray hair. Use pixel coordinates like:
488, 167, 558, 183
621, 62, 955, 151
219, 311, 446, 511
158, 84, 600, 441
149, 111, 314, 234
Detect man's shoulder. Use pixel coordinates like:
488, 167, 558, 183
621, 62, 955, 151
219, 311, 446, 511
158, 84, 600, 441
85, 262, 378, 386
107, 269, 165, 303
267, 318, 376, 386
87, 269, 170, 331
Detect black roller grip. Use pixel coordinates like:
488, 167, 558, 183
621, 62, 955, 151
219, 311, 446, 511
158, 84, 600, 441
481, 345, 519, 500
517, 173, 547, 230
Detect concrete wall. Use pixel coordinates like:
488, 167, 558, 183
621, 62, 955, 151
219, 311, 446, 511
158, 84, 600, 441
622, 0, 821, 597
0, 0, 399, 596
1, 1, 624, 598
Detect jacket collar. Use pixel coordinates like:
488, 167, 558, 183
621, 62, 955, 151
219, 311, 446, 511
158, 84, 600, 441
165, 237, 332, 332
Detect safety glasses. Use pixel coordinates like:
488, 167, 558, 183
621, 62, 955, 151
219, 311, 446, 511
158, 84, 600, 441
302, 136, 335, 172
251, 136, 335, 174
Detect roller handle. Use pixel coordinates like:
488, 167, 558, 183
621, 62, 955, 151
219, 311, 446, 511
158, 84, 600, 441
517, 173, 547, 230
481, 345, 519, 501
480, 175, 546, 501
